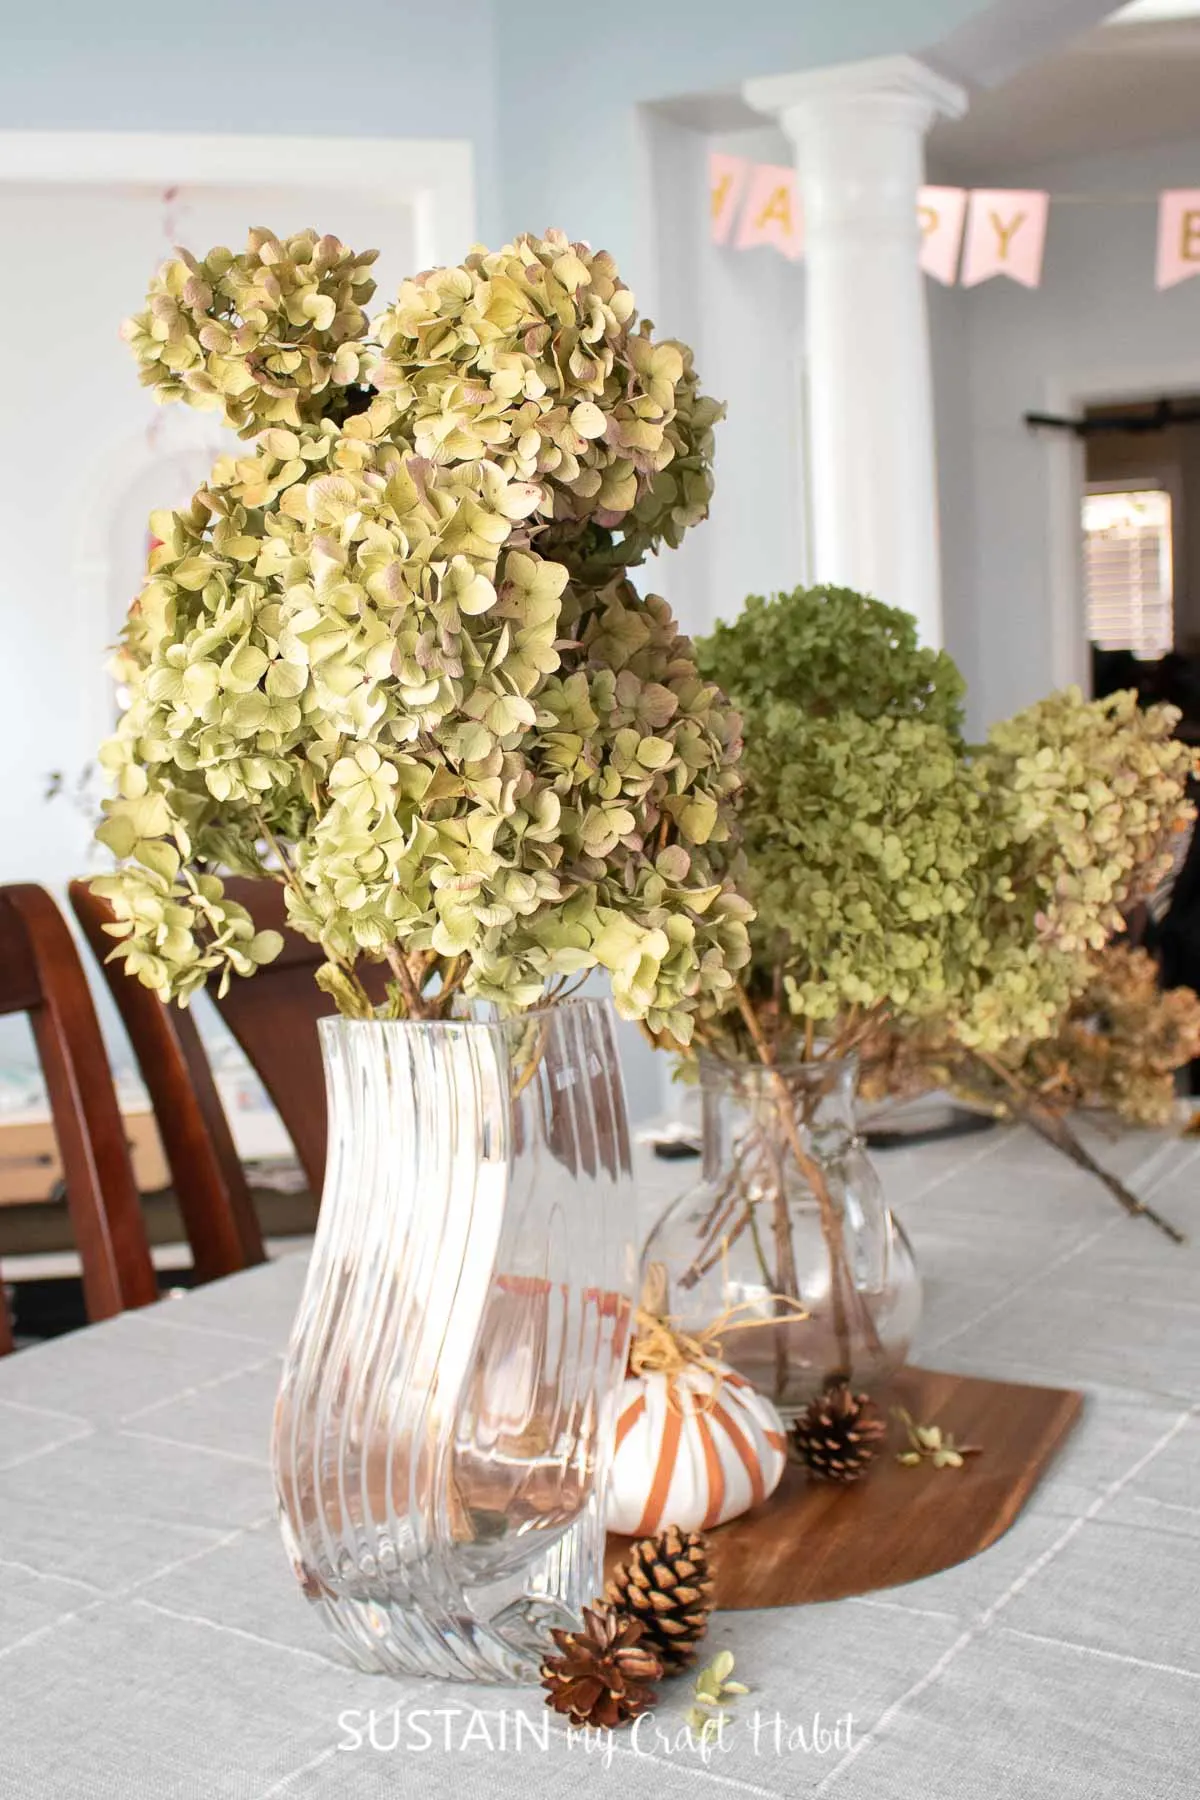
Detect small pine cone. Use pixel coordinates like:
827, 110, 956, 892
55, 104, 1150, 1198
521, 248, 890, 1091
606, 1524, 714, 1673
540, 1603, 662, 1729
790, 1381, 886, 1484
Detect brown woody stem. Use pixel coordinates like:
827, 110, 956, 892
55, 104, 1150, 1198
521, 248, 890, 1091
967, 1049, 1185, 1245
734, 985, 865, 1377
383, 944, 432, 1021
253, 810, 372, 1014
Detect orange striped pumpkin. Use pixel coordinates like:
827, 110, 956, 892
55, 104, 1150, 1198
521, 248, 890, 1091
606, 1362, 787, 1536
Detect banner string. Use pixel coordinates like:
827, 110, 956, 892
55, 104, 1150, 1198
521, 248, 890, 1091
712, 154, 1200, 284
1034, 192, 1172, 205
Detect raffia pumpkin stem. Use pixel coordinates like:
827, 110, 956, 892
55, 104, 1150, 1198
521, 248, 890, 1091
630, 1260, 807, 1410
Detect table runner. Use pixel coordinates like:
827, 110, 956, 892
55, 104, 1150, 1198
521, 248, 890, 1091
2, 1124, 1198, 1798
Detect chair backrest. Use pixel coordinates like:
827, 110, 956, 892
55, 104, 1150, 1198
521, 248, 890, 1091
0, 885, 158, 1344
69, 881, 266, 1281
75, 874, 382, 1202
211, 879, 388, 1192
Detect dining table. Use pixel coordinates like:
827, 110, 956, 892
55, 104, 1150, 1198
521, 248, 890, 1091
2, 1120, 1199, 1799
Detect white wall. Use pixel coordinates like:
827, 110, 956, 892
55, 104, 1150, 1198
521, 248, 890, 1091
638, 115, 809, 644
930, 136, 1200, 731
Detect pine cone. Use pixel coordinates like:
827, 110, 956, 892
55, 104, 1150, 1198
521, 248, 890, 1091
790, 1381, 886, 1483
606, 1525, 714, 1672
540, 1604, 662, 1728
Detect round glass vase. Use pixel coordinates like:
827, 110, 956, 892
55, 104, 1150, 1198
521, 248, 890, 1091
643, 1054, 921, 1416
271, 999, 637, 1684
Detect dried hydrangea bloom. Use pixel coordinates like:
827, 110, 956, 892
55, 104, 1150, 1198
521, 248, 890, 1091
955, 687, 1196, 1051
369, 232, 720, 573
97, 230, 749, 1036
1015, 943, 1200, 1128
122, 228, 379, 435
697, 587, 992, 1055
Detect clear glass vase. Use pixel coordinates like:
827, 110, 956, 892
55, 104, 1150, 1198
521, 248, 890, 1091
272, 999, 637, 1683
643, 1054, 920, 1416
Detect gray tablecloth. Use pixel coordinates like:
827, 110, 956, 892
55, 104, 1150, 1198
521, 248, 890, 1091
2, 1125, 1200, 1799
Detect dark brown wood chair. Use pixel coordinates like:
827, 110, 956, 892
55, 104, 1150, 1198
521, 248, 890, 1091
72, 876, 386, 1224
0, 884, 159, 1348
205, 878, 345, 1194
69, 880, 267, 1281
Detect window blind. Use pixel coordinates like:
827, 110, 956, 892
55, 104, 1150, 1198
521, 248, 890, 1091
1083, 487, 1174, 661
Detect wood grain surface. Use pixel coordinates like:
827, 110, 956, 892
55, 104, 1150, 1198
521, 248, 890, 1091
605, 1364, 1083, 1608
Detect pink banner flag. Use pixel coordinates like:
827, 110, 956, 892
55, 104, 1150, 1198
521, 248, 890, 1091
709, 152, 750, 246
918, 186, 967, 285
1157, 191, 1200, 288
961, 189, 1049, 288
735, 163, 803, 261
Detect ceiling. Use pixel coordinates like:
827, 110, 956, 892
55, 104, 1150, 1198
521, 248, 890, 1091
929, 16, 1200, 179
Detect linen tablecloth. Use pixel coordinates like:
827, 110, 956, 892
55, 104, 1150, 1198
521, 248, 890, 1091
2, 1125, 1199, 1799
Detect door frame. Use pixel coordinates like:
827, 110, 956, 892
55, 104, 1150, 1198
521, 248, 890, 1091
0, 129, 474, 268
1044, 357, 1200, 693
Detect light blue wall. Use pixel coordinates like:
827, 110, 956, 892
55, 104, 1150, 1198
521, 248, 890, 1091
0, 0, 501, 244
5, 0, 1042, 276
494, 0, 1006, 269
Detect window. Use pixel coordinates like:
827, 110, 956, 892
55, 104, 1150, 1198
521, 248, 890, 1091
1083, 485, 1174, 660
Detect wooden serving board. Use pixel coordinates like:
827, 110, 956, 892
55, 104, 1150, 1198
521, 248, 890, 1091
605, 1365, 1083, 1609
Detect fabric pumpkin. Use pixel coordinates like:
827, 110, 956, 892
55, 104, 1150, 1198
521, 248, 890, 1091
607, 1361, 787, 1536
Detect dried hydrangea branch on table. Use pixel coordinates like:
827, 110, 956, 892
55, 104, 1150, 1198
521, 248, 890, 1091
93, 228, 752, 1039
864, 942, 1200, 1241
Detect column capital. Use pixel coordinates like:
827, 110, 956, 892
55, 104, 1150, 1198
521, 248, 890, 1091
744, 53, 967, 132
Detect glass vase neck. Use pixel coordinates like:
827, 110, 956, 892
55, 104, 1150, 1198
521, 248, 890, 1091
696, 1053, 860, 1186
696, 1053, 859, 1109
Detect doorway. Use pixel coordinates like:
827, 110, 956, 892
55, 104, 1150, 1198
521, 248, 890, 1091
1079, 394, 1200, 733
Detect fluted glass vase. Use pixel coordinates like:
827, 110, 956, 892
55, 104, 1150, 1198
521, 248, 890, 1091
272, 999, 637, 1684
644, 1054, 920, 1416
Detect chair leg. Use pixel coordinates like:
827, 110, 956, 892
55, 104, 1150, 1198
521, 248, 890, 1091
5, 887, 158, 1320
0, 1269, 14, 1355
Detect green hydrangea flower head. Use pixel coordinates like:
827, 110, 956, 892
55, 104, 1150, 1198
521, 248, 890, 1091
696, 586, 1194, 1064
694, 588, 983, 1053
699, 584, 966, 736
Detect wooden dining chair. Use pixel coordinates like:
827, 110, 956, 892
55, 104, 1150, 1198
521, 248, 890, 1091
0, 884, 159, 1349
73, 875, 386, 1219
211, 878, 388, 1192
69, 881, 267, 1281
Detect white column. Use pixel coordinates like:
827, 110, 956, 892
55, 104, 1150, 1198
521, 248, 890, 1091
745, 56, 967, 646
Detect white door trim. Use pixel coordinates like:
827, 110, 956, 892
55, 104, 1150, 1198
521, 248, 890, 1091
0, 129, 475, 268
1044, 358, 1200, 692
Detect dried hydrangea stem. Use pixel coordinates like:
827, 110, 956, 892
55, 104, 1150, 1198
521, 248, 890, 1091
966, 1049, 1185, 1244
253, 812, 374, 1016
734, 985, 860, 1374
382, 944, 435, 1021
